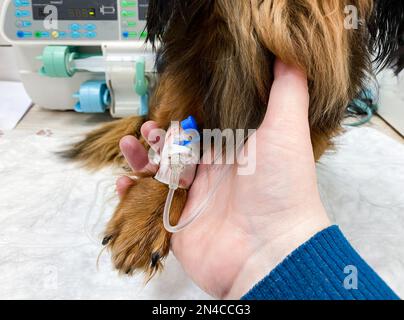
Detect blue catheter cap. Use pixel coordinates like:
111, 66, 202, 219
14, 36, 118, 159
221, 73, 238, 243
181, 116, 199, 132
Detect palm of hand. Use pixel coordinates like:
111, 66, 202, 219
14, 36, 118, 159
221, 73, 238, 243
171, 113, 322, 298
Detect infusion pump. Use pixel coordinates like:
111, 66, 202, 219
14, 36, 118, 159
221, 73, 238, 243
0, 0, 156, 118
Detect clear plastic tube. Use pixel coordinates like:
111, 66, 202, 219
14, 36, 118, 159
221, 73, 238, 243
73, 56, 106, 73
163, 157, 234, 233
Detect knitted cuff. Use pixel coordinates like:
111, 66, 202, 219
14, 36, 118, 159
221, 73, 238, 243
242, 226, 399, 300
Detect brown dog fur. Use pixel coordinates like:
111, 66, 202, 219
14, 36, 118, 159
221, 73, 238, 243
104, 175, 187, 277
64, 0, 399, 276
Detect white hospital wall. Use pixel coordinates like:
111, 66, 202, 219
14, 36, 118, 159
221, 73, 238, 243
0, 0, 20, 81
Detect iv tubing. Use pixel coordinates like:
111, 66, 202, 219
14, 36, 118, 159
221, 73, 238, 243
162, 136, 247, 233
163, 164, 233, 233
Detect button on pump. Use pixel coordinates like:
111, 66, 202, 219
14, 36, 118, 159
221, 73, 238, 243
124, 21, 137, 27
84, 24, 96, 31
16, 20, 32, 28
14, 0, 30, 7
85, 32, 97, 38
16, 30, 32, 38
122, 31, 138, 39
70, 24, 81, 31
34, 31, 50, 38
122, 10, 135, 17
122, 1, 136, 7
15, 10, 30, 17
71, 31, 81, 39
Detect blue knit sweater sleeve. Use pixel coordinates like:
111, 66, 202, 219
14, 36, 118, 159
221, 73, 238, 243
242, 226, 400, 300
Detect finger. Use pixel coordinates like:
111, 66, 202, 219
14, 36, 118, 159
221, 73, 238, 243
141, 120, 165, 153
260, 59, 310, 135
120, 135, 159, 174
116, 176, 134, 199
120, 135, 150, 171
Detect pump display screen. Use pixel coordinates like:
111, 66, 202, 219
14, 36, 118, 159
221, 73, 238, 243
32, 0, 118, 21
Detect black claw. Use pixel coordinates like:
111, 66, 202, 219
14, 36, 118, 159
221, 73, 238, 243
102, 235, 112, 246
151, 252, 160, 268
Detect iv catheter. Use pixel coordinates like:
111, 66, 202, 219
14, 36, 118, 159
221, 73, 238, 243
156, 116, 244, 233
154, 116, 201, 233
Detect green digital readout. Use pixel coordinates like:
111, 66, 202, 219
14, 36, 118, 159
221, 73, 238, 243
67, 8, 96, 19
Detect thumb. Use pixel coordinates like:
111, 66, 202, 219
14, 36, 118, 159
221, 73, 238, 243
259, 59, 310, 140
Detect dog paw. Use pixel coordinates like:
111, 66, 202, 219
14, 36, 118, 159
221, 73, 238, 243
103, 177, 188, 278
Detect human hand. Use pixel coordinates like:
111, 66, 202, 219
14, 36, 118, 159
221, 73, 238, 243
117, 60, 330, 299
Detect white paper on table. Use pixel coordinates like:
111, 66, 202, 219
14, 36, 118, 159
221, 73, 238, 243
0, 81, 32, 130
